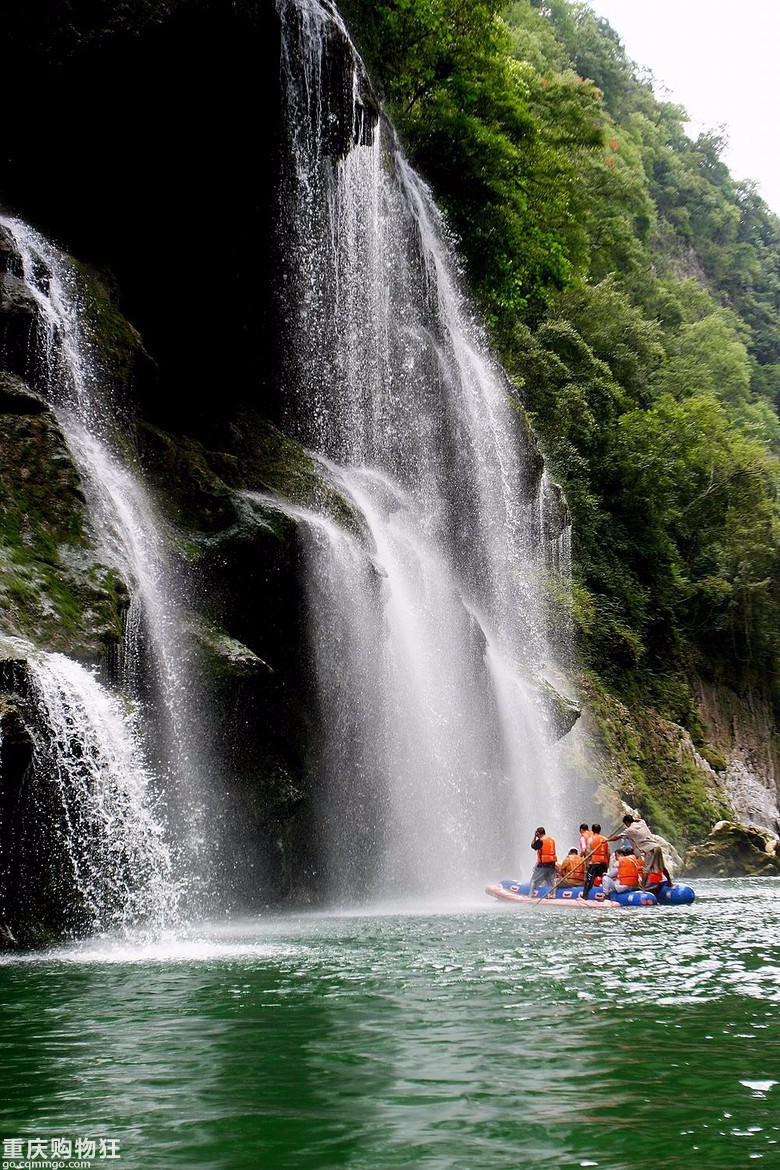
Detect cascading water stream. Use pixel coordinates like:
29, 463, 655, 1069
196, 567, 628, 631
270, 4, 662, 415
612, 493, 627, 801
0, 216, 211, 914
22, 647, 180, 931
273, 0, 575, 899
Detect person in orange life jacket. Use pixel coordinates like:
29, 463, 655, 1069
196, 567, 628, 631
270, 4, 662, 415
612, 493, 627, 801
579, 823, 593, 855
613, 814, 673, 888
601, 846, 643, 895
558, 848, 586, 887
530, 827, 557, 895
579, 823, 610, 898
643, 864, 666, 893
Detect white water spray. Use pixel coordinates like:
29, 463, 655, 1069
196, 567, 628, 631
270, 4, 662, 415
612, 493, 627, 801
0, 215, 210, 913
23, 649, 180, 930
274, 0, 576, 898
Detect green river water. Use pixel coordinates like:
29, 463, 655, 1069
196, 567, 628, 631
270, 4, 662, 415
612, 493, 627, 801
1, 878, 778, 1170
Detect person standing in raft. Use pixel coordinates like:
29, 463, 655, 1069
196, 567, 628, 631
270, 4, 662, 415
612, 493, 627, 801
615, 814, 674, 888
558, 848, 586, 887
579, 822, 593, 855
579, 823, 610, 898
530, 827, 557, 895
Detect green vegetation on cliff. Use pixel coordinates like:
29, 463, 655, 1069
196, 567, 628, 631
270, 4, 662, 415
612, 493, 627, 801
340, 0, 780, 831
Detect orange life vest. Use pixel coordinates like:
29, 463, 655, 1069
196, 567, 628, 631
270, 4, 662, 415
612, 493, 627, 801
616, 854, 642, 887
537, 835, 557, 865
560, 854, 586, 884
589, 834, 610, 865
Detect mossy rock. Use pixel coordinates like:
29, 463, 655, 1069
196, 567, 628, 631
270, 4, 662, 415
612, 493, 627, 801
698, 744, 728, 773
683, 820, 780, 877
137, 412, 366, 547
537, 676, 580, 740
574, 669, 731, 850
71, 258, 154, 399
219, 412, 366, 536
0, 392, 128, 657
137, 422, 239, 535
194, 624, 272, 678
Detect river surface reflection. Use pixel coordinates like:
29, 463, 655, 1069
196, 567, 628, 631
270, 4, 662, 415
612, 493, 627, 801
1, 879, 779, 1169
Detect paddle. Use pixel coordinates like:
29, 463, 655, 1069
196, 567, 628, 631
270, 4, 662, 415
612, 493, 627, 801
532, 822, 625, 905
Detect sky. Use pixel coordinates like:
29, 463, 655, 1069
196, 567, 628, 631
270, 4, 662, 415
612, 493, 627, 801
585, 0, 780, 215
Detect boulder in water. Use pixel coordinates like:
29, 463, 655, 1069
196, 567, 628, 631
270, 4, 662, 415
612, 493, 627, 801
683, 820, 780, 877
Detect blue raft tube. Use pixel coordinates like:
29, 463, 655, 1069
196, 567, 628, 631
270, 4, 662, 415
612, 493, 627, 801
498, 879, 695, 907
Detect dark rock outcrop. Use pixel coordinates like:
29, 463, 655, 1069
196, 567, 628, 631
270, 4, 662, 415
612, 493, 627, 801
0, 655, 99, 945
0, 273, 40, 382
538, 677, 580, 741
683, 820, 780, 877
0, 0, 286, 435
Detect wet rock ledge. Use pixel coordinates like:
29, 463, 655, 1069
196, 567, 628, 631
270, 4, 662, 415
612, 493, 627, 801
683, 820, 780, 877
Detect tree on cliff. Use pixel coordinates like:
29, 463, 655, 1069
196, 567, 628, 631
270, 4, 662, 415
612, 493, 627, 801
340, 0, 780, 722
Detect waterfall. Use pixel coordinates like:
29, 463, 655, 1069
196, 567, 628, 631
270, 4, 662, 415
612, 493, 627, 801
0, 216, 210, 915
269, 0, 575, 900
23, 648, 180, 931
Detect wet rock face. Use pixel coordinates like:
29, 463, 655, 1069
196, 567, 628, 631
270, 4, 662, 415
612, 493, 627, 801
0, 372, 47, 415
693, 678, 780, 835
0, 660, 96, 946
537, 677, 580, 741
0, 225, 24, 277
0, 224, 39, 382
0, 688, 34, 944
0, 273, 40, 383
683, 820, 780, 877
0, 220, 133, 662
0, 380, 127, 659
281, 0, 379, 156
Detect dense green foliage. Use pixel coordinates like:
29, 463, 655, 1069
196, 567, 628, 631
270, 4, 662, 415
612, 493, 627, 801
342, 0, 780, 721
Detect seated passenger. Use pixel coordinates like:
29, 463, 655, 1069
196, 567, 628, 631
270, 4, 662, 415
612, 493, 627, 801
642, 864, 666, 893
558, 848, 586, 887
602, 846, 643, 895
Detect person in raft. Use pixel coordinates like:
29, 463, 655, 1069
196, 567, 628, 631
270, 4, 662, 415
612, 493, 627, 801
601, 845, 643, 896
558, 848, 586, 887
530, 827, 557, 895
614, 814, 674, 888
579, 822, 593, 855
579, 823, 611, 898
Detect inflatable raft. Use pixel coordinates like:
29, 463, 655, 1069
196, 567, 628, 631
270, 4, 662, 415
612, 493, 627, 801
486, 878, 695, 908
